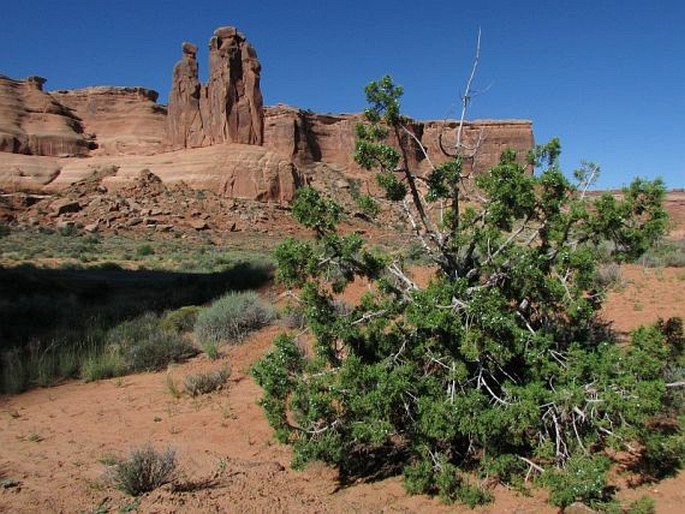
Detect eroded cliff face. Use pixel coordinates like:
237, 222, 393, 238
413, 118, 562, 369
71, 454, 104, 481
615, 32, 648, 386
167, 27, 264, 149
52, 86, 167, 156
0, 25, 534, 203
263, 105, 534, 175
0, 75, 90, 157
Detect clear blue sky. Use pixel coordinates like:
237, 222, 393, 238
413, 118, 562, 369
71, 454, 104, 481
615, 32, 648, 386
1, 1, 683, 189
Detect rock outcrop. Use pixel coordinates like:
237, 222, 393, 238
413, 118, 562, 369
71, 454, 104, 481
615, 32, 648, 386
0, 143, 301, 203
0, 74, 90, 157
52, 86, 166, 156
263, 105, 534, 175
0, 25, 534, 206
167, 27, 264, 149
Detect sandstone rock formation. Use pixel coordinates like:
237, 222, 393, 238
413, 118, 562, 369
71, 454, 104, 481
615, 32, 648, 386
263, 105, 534, 176
167, 27, 264, 149
167, 42, 204, 149
0, 74, 90, 157
0, 25, 534, 206
0, 143, 300, 203
52, 86, 166, 156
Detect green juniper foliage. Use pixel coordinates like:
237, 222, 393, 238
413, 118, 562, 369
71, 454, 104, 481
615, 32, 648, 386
253, 75, 682, 507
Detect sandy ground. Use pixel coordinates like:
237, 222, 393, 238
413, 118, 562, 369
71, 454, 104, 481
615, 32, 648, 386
1, 264, 684, 513
1, 191, 684, 513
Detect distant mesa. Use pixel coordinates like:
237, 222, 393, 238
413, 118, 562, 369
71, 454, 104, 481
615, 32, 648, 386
0, 26, 534, 203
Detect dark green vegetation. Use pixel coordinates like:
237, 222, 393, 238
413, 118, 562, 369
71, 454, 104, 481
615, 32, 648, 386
0, 231, 274, 394
253, 76, 684, 509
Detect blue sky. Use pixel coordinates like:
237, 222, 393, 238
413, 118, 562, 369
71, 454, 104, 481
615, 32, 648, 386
1, 1, 683, 189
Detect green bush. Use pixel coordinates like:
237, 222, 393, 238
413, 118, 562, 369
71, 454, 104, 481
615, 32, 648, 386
253, 75, 680, 508
81, 346, 125, 382
184, 367, 230, 396
194, 291, 275, 344
107, 313, 196, 372
107, 444, 177, 496
136, 244, 155, 257
161, 306, 203, 333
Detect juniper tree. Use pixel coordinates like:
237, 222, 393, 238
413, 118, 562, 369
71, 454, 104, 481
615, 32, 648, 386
253, 74, 682, 508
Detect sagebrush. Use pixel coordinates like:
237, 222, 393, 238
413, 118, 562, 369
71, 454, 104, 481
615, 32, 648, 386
194, 291, 275, 344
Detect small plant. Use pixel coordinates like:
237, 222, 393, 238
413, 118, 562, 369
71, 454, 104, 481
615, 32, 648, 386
161, 306, 203, 333
107, 313, 197, 372
81, 347, 125, 382
279, 302, 306, 330
202, 340, 220, 360
184, 367, 230, 397
136, 244, 155, 257
626, 496, 656, 514
107, 444, 177, 496
594, 263, 625, 290
194, 291, 276, 344
165, 372, 182, 399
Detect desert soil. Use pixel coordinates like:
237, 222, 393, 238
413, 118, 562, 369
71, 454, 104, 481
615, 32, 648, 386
0, 267, 684, 513
1, 192, 684, 513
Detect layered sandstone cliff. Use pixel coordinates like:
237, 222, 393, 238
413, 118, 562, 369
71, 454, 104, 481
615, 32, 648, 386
262, 105, 534, 176
52, 86, 166, 156
0, 25, 534, 204
0, 74, 90, 157
167, 27, 263, 149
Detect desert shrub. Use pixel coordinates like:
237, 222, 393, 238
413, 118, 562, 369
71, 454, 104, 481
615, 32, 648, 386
253, 75, 680, 508
594, 263, 624, 290
202, 340, 220, 360
161, 306, 203, 333
279, 302, 307, 330
626, 496, 656, 514
194, 291, 276, 344
638, 240, 685, 268
136, 244, 155, 257
106, 313, 196, 372
107, 444, 177, 496
81, 346, 125, 382
184, 366, 230, 396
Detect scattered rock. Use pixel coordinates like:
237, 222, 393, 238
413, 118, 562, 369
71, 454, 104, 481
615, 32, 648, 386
51, 199, 81, 215
190, 220, 209, 231
564, 502, 598, 514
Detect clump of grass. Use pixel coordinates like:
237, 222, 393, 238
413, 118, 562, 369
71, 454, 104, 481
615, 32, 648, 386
136, 244, 155, 257
107, 313, 197, 372
107, 444, 177, 496
165, 372, 182, 399
161, 305, 203, 333
194, 291, 276, 345
202, 340, 220, 360
184, 367, 230, 397
81, 346, 125, 382
594, 263, 625, 290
